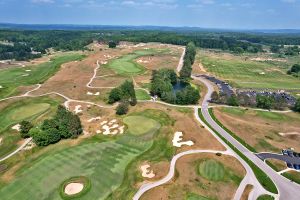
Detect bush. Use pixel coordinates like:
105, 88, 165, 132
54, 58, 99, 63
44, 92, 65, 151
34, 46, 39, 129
116, 101, 129, 115
294, 98, 300, 112
256, 95, 274, 110
108, 41, 117, 48
227, 95, 239, 106
20, 120, 33, 138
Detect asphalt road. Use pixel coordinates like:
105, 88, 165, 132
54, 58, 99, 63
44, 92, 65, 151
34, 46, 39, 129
193, 75, 300, 200
257, 153, 300, 165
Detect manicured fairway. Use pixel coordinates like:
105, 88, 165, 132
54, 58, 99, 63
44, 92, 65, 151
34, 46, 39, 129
123, 116, 161, 136
186, 193, 211, 200
0, 115, 161, 200
0, 53, 85, 98
200, 53, 300, 90
135, 89, 151, 100
198, 159, 225, 181
0, 96, 61, 158
104, 49, 167, 75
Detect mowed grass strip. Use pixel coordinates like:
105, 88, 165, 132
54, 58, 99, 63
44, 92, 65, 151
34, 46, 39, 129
0, 53, 85, 98
123, 116, 161, 136
200, 54, 300, 90
135, 89, 151, 100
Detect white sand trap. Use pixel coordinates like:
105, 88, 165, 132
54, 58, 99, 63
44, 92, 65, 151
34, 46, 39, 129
101, 61, 108, 65
172, 132, 194, 147
96, 130, 101, 134
259, 72, 265, 75
0, 85, 3, 89
74, 105, 83, 114
22, 74, 29, 77
64, 183, 84, 195
0, 137, 2, 145
297, 94, 300, 96
137, 59, 149, 63
87, 91, 100, 96
279, 132, 300, 136
25, 69, 31, 72
87, 92, 93, 95
141, 164, 155, 178
87, 116, 101, 123
100, 121, 108, 126
12, 124, 21, 132
119, 126, 125, 134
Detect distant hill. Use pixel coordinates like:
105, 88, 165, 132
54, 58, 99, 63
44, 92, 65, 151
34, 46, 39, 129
1, 23, 300, 34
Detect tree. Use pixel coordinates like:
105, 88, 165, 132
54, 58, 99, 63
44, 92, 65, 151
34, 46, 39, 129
256, 95, 274, 110
108, 88, 122, 104
288, 64, 300, 75
294, 98, 300, 112
116, 101, 129, 115
227, 95, 239, 106
270, 45, 280, 53
30, 128, 50, 146
20, 121, 33, 138
108, 41, 117, 48
180, 42, 196, 80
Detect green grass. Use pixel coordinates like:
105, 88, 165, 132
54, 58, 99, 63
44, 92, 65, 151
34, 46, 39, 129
282, 171, 300, 184
0, 53, 85, 98
198, 159, 225, 181
0, 96, 61, 158
123, 116, 161, 136
131, 109, 175, 126
104, 48, 167, 75
256, 111, 287, 121
257, 195, 275, 200
186, 193, 212, 200
221, 107, 246, 116
201, 53, 300, 90
135, 89, 151, 100
198, 109, 278, 194
0, 114, 161, 200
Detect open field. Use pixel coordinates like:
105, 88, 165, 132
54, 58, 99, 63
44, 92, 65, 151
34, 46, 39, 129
282, 171, 300, 184
140, 154, 245, 200
0, 53, 85, 98
213, 107, 300, 152
0, 96, 62, 158
199, 50, 300, 90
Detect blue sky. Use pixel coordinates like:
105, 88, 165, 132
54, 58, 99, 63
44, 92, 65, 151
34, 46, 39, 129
1, 0, 300, 29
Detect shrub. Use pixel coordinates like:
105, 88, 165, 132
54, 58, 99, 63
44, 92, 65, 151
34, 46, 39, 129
20, 120, 33, 138
116, 101, 129, 115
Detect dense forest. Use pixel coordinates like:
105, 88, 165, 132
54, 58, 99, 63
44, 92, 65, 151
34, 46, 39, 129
1, 29, 300, 60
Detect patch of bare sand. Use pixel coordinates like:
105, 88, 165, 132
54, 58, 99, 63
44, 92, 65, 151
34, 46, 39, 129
141, 164, 155, 178
64, 183, 84, 195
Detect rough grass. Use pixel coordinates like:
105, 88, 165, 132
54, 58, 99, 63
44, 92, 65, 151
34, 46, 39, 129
186, 193, 212, 200
123, 116, 161, 136
198, 109, 278, 194
104, 49, 167, 75
200, 52, 300, 90
257, 195, 275, 200
0, 53, 85, 98
135, 89, 151, 100
0, 96, 61, 158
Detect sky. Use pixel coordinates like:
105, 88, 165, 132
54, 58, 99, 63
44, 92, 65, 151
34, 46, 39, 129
1, 0, 300, 29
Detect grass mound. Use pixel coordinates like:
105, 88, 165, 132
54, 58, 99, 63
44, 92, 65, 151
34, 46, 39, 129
123, 116, 161, 136
59, 176, 91, 199
198, 159, 225, 181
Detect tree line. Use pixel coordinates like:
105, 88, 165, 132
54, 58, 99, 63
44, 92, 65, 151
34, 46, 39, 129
179, 42, 196, 80
20, 105, 83, 146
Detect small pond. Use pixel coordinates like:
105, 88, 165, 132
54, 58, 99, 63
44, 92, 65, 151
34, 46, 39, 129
172, 81, 189, 93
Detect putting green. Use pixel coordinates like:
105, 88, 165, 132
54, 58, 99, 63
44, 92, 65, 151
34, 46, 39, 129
198, 159, 225, 181
105, 49, 167, 75
123, 116, 161, 136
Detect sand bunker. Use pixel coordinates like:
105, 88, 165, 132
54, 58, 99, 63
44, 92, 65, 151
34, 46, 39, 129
0, 85, 3, 89
297, 94, 300, 96
25, 69, 31, 72
74, 105, 83, 114
137, 59, 149, 63
279, 132, 300, 137
172, 132, 194, 147
87, 116, 101, 123
100, 61, 108, 65
87, 91, 100, 96
64, 183, 84, 195
0, 137, 2, 145
99, 119, 125, 135
12, 124, 21, 132
22, 74, 29, 77
141, 164, 155, 178
259, 72, 265, 75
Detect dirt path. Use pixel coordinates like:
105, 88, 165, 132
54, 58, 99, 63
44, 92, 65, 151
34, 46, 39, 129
176, 47, 185, 73
0, 138, 32, 163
